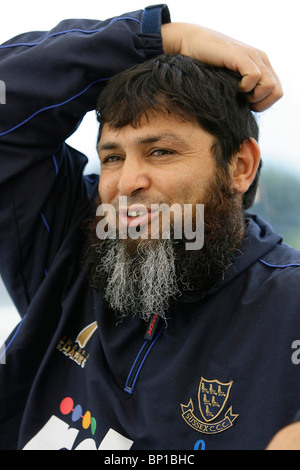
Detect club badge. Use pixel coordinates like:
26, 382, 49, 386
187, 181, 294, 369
181, 377, 238, 434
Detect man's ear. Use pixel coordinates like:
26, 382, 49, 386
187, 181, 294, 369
230, 138, 261, 193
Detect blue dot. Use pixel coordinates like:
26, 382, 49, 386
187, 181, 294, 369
72, 404, 82, 422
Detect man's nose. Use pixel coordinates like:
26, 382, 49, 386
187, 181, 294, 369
117, 157, 151, 196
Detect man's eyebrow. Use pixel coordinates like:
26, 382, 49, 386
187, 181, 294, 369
98, 142, 121, 151
98, 133, 187, 151
136, 133, 187, 145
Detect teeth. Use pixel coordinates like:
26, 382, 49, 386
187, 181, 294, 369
128, 211, 142, 217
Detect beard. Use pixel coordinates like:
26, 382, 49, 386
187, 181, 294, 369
83, 171, 246, 323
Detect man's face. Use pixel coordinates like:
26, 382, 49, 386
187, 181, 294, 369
97, 111, 216, 233
87, 111, 244, 322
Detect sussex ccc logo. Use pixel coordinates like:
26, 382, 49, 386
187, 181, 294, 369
181, 377, 238, 434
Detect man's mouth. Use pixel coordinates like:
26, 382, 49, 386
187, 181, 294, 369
118, 204, 159, 228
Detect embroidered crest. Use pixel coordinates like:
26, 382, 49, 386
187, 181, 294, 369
56, 321, 98, 368
181, 377, 238, 434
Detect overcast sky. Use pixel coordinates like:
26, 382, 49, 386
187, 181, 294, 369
0, 0, 299, 176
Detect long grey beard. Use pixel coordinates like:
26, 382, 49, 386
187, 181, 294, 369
84, 173, 246, 322
93, 238, 181, 322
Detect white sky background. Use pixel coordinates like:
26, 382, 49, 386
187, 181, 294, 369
0, 0, 299, 339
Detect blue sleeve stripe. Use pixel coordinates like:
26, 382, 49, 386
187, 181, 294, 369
40, 212, 50, 234
0, 17, 141, 50
52, 155, 59, 176
259, 258, 300, 269
0, 76, 109, 137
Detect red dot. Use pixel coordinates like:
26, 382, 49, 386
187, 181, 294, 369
60, 397, 74, 415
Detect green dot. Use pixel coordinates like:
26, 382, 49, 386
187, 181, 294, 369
91, 417, 97, 435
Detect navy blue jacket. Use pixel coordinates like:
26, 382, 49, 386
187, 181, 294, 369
1, 4, 300, 451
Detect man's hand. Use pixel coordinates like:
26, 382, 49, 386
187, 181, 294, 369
266, 422, 300, 450
161, 22, 283, 112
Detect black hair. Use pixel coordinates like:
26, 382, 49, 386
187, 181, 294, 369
96, 54, 261, 209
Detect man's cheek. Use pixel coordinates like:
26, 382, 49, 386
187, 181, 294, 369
98, 176, 117, 203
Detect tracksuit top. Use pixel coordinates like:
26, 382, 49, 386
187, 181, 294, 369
1, 4, 300, 451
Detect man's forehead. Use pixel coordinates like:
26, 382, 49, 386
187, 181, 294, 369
97, 131, 189, 151
97, 113, 212, 150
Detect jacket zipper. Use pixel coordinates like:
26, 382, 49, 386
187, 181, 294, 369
124, 314, 165, 394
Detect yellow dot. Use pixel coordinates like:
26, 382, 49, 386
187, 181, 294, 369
82, 411, 91, 429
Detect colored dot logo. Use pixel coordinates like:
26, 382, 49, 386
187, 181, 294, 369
60, 397, 97, 436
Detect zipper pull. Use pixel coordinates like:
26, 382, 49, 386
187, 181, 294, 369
144, 313, 160, 341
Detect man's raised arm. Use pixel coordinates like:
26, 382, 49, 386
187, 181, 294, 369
0, 6, 170, 177
0, 6, 171, 315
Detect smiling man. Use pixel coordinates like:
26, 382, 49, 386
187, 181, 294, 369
1, 4, 298, 452
85, 56, 260, 324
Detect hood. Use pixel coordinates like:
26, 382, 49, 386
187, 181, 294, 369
182, 213, 283, 302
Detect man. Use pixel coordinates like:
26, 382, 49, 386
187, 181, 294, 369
88, 56, 261, 323
0, 4, 290, 451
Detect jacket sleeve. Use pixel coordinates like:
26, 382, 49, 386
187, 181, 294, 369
0, 5, 171, 316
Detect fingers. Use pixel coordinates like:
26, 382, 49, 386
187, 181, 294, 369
236, 49, 283, 112
161, 23, 284, 112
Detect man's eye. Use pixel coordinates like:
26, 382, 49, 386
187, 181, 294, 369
103, 155, 122, 163
152, 149, 173, 156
